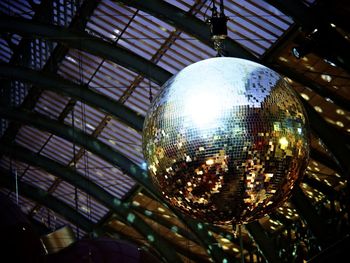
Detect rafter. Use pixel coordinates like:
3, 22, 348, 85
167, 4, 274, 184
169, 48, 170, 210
0, 144, 183, 263
0, 63, 145, 131
0, 168, 94, 233
0, 0, 100, 152
291, 187, 334, 248
0, 14, 170, 86
0, 107, 236, 263
0, 141, 201, 244
264, 0, 350, 73
245, 222, 280, 263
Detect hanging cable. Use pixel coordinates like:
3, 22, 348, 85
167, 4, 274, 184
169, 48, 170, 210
239, 224, 245, 263
149, 77, 153, 103
15, 168, 18, 205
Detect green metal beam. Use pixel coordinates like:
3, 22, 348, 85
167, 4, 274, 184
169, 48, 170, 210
1, 16, 348, 173
0, 14, 170, 86
0, 142, 182, 263
0, 107, 236, 263
302, 101, 350, 176
0, 107, 157, 194
0, 0, 100, 149
1, 53, 347, 178
0, 63, 145, 132
0, 140, 200, 248
264, 1, 350, 73
0, 168, 94, 233
2, 3, 345, 259
115, 0, 255, 61
310, 148, 342, 176
303, 176, 337, 200
131, 204, 198, 243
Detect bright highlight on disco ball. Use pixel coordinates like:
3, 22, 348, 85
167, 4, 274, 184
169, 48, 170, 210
142, 57, 310, 225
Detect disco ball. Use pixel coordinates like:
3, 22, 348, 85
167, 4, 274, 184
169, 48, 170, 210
142, 57, 309, 225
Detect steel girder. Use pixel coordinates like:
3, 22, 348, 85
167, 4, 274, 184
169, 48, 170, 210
0, 107, 157, 193
116, 0, 255, 61
245, 222, 280, 263
0, 167, 182, 261
0, 63, 145, 131
274, 64, 350, 112
0, 168, 94, 233
0, 14, 170, 86
0, 108, 236, 263
0, 0, 100, 150
0, 144, 182, 263
0, 141, 199, 246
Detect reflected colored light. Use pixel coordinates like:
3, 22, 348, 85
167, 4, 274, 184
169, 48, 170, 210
206, 159, 214, 165
279, 137, 289, 150
300, 93, 310, 101
321, 74, 332, 82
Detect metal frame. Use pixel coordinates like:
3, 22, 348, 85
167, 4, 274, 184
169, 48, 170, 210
0, 168, 94, 232
0, 63, 145, 131
0, 142, 188, 263
0, 14, 170, 86
0, 107, 236, 262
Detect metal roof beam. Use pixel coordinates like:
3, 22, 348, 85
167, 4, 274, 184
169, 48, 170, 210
1, 62, 342, 258
0, 141, 200, 246
0, 168, 94, 233
0, 107, 236, 263
0, 14, 170, 86
274, 64, 350, 112
0, 9, 350, 175
115, 0, 255, 61
0, 143, 183, 263
302, 101, 350, 176
0, 107, 157, 193
0, 0, 99, 147
0, 63, 145, 131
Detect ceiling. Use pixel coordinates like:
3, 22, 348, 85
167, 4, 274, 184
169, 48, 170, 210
0, 0, 349, 262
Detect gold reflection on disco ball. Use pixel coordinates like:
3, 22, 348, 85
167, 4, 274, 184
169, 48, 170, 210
142, 57, 310, 225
